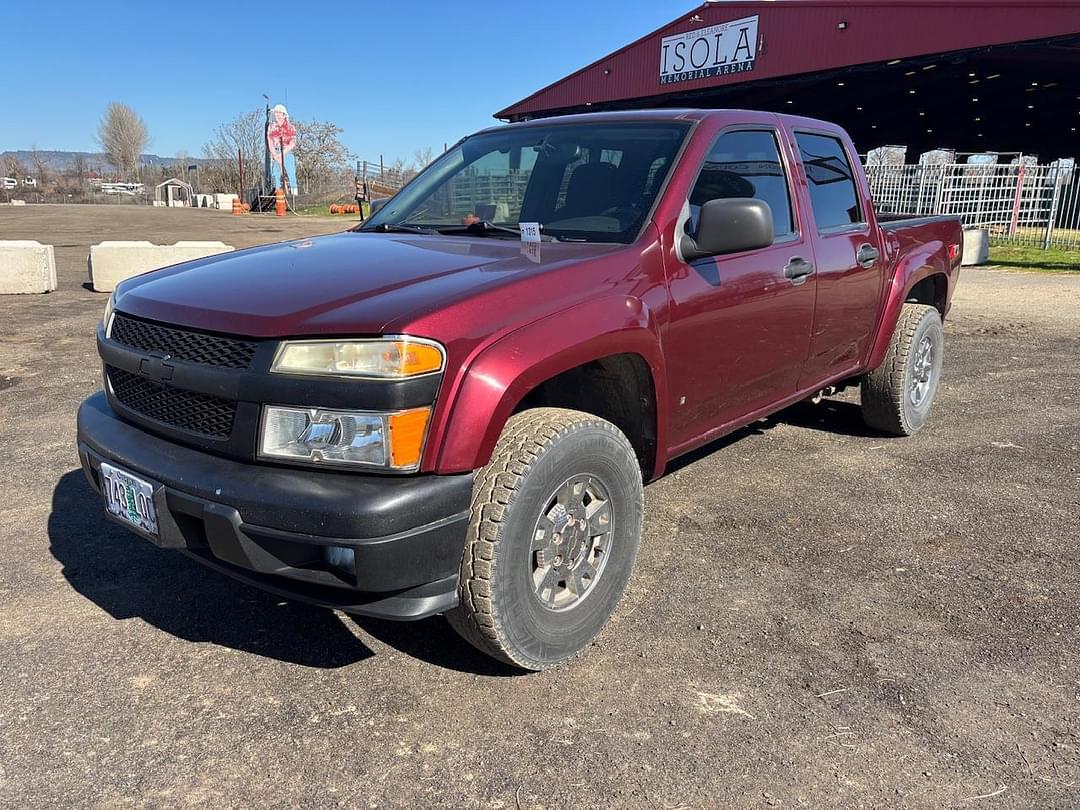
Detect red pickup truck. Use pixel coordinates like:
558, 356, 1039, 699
77, 109, 961, 670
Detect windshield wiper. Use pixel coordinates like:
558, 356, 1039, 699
436, 221, 557, 241
369, 222, 437, 234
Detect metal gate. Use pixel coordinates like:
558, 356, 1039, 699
865, 162, 1080, 250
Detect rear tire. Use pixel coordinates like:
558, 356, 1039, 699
861, 303, 944, 436
446, 408, 644, 671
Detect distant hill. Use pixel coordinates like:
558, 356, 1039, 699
0, 149, 217, 172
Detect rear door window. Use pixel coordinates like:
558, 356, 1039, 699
794, 132, 864, 230
686, 129, 795, 240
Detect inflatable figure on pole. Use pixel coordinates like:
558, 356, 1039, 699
266, 104, 297, 197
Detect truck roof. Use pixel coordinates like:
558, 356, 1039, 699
472, 108, 847, 137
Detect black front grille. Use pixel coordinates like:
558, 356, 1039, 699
110, 314, 258, 369
107, 366, 237, 438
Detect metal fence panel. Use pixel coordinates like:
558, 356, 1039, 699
865, 162, 1080, 250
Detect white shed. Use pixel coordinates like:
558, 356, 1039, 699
154, 178, 194, 207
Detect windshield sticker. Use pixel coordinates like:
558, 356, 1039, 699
519, 222, 542, 243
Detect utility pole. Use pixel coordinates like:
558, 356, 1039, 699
262, 93, 272, 201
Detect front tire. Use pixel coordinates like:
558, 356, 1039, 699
861, 303, 944, 436
446, 408, 644, 671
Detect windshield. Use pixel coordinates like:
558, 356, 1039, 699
361, 122, 690, 243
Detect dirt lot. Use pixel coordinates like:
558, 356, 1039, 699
1, 205, 1079, 808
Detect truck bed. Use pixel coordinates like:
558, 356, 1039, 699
878, 214, 963, 261
877, 213, 961, 231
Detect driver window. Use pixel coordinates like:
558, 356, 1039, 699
686, 130, 795, 239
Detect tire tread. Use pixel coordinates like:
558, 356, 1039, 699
447, 407, 639, 671
861, 303, 939, 436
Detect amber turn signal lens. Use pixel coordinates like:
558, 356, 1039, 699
388, 407, 432, 469
399, 342, 444, 377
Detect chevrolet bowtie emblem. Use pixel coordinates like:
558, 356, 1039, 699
138, 353, 175, 382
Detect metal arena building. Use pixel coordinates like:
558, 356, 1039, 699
496, 0, 1080, 161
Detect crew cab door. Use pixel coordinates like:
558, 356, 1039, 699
663, 127, 816, 453
788, 129, 887, 387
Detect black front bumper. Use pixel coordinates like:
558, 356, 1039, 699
76, 392, 473, 620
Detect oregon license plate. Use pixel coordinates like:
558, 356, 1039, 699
100, 462, 159, 538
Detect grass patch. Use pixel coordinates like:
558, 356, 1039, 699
987, 243, 1080, 273
294, 202, 370, 219
295, 203, 340, 217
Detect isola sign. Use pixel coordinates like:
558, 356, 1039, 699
659, 15, 759, 85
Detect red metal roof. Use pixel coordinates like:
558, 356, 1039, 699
496, 0, 1080, 120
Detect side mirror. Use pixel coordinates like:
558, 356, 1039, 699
683, 198, 774, 261
369, 197, 390, 216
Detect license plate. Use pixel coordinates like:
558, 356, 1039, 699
101, 462, 159, 538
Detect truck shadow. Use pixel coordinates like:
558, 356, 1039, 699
774, 399, 881, 438
48, 470, 518, 675
349, 617, 523, 677
664, 398, 880, 474
49, 470, 373, 668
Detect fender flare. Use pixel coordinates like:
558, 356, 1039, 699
430, 295, 667, 477
866, 242, 951, 372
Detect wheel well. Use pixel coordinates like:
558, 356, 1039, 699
513, 353, 657, 479
905, 273, 948, 316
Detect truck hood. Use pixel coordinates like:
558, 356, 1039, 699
115, 231, 622, 337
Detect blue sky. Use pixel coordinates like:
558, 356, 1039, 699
1, 1, 690, 162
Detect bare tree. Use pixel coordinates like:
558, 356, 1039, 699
2, 154, 26, 180
96, 102, 150, 179
71, 153, 88, 185
29, 145, 49, 190
388, 156, 420, 185
202, 108, 263, 194
293, 119, 351, 195
412, 146, 436, 172
54, 152, 90, 199
170, 150, 188, 183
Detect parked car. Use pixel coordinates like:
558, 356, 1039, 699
77, 109, 962, 669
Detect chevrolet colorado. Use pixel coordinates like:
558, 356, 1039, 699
77, 109, 962, 670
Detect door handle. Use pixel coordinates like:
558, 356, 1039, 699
857, 243, 880, 268
783, 257, 814, 284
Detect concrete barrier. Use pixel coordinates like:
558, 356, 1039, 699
962, 227, 989, 266
0, 241, 57, 294
88, 241, 234, 292
213, 193, 238, 210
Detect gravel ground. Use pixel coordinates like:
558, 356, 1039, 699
1, 206, 1079, 808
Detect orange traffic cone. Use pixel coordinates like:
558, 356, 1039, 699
231, 197, 242, 215
275, 188, 286, 217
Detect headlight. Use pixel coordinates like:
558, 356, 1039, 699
271, 337, 444, 379
103, 292, 116, 338
259, 405, 431, 470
